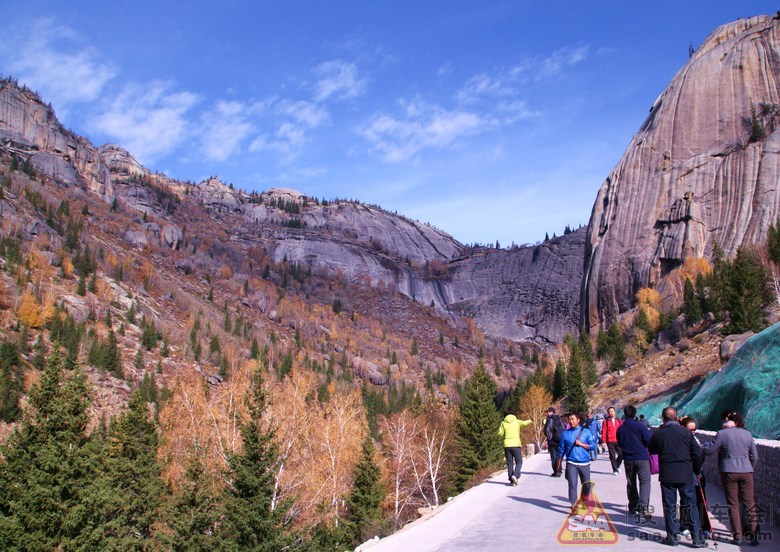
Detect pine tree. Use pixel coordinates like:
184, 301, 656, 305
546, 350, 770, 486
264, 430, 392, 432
453, 361, 502, 492
162, 452, 223, 551
565, 350, 590, 415
606, 322, 625, 372
76, 390, 165, 549
683, 278, 702, 324
723, 246, 769, 334
0, 348, 93, 549
218, 369, 293, 549
0, 342, 22, 422
769, 219, 780, 264
552, 358, 567, 400
344, 436, 387, 544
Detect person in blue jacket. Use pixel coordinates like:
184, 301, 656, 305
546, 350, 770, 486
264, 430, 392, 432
557, 412, 598, 509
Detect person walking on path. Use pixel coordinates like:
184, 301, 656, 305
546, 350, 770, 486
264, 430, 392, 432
703, 410, 759, 546
543, 407, 565, 477
616, 405, 652, 523
679, 416, 712, 539
499, 413, 532, 486
648, 407, 706, 548
557, 412, 598, 509
602, 406, 623, 475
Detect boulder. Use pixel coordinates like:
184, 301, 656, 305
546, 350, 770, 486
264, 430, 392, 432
125, 230, 149, 249
162, 224, 183, 249
720, 331, 755, 361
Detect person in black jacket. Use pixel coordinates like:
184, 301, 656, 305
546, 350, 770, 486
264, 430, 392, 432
647, 407, 706, 548
616, 405, 652, 522
544, 407, 564, 477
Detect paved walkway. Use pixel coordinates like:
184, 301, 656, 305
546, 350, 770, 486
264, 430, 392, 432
363, 452, 779, 551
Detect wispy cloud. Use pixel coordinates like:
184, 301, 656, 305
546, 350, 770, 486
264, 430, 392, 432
437, 62, 454, 77
89, 82, 199, 163
314, 60, 368, 102
456, 73, 516, 104
361, 99, 483, 162
199, 100, 255, 162
538, 45, 589, 78
0, 18, 116, 117
249, 98, 329, 158
509, 44, 590, 80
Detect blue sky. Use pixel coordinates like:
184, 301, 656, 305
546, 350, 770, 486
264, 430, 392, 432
1, 1, 776, 246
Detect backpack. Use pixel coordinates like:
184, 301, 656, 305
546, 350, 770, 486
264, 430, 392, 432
549, 415, 564, 443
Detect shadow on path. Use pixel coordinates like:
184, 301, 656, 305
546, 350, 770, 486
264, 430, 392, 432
508, 495, 571, 515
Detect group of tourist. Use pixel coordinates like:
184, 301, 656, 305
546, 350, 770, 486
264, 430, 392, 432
499, 405, 761, 547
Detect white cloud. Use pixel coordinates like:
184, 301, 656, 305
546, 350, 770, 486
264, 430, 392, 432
361, 101, 483, 162
279, 99, 329, 127
90, 82, 199, 163
538, 45, 589, 78
0, 18, 116, 116
249, 98, 329, 158
314, 60, 367, 102
437, 62, 454, 77
199, 100, 255, 162
457, 74, 516, 104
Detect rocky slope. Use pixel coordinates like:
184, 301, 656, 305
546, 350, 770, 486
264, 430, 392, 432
582, 15, 780, 330
0, 79, 583, 345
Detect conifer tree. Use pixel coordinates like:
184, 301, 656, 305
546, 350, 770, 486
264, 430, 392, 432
218, 369, 293, 550
683, 278, 702, 324
162, 452, 223, 551
565, 350, 590, 415
552, 358, 567, 401
0, 342, 22, 422
344, 436, 387, 545
0, 348, 93, 549
453, 361, 502, 492
769, 219, 780, 264
723, 246, 769, 334
76, 390, 164, 549
606, 322, 625, 372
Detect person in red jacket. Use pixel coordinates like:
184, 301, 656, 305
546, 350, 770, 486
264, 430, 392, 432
601, 406, 623, 475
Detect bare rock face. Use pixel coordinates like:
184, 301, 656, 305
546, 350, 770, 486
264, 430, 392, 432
0, 81, 114, 201
445, 231, 585, 343
99, 144, 148, 177
582, 16, 780, 330
195, 177, 242, 213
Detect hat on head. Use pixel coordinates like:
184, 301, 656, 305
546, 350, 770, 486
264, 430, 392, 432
546, 407, 555, 413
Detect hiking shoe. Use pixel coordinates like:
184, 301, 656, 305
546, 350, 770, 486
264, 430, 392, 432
681, 530, 691, 540
613, 470, 619, 476
510, 475, 518, 486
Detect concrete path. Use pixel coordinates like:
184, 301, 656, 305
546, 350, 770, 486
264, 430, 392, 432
363, 452, 779, 551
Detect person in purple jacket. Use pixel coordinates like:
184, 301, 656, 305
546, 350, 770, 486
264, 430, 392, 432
616, 405, 653, 523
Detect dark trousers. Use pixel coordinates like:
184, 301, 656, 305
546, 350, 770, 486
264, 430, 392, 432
682, 476, 711, 534
660, 480, 702, 544
721, 472, 757, 540
565, 462, 591, 505
548, 442, 560, 474
623, 459, 651, 514
504, 447, 522, 481
606, 441, 622, 471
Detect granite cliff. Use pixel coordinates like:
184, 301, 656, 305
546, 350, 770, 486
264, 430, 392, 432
0, 79, 583, 345
582, 15, 780, 330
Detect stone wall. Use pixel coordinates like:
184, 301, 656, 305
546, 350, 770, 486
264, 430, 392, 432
696, 430, 780, 527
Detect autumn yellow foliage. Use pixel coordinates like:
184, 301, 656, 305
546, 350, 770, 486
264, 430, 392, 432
17, 291, 45, 328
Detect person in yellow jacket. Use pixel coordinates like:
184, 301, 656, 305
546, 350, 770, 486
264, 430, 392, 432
499, 413, 532, 486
